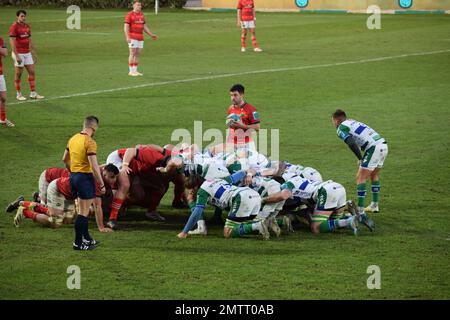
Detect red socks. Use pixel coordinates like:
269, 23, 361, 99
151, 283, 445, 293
110, 198, 124, 221
14, 79, 21, 92
28, 76, 36, 91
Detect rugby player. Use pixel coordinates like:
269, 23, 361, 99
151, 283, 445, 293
332, 109, 388, 217
9, 10, 44, 101
124, 1, 158, 76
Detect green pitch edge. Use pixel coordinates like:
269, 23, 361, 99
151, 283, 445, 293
394, 10, 447, 14
298, 9, 347, 14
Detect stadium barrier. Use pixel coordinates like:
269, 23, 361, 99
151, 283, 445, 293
200, 0, 450, 14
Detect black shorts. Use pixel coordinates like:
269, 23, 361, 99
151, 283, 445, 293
70, 172, 95, 200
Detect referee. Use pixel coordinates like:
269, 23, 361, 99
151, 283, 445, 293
63, 116, 105, 250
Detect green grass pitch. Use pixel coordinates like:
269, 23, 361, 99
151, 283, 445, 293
0, 8, 449, 299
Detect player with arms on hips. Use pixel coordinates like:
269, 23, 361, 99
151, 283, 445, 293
237, 0, 262, 52
124, 1, 158, 76
332, 109, 388, 221
0, 35, 14, 127
9, 10, 44, 101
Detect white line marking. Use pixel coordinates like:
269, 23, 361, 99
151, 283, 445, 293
0, 15, 125, 24
9, 49, 450, 106
34, 30, 111, 35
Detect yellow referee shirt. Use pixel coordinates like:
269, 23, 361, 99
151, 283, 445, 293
66, 133, 97, 173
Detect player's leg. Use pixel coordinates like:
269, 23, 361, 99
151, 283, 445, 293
0, 88, 14, 127
14, 66, 25, 100
24, 62, 43, 99
128, 46, 135, 74
71, 173, 96, 250
107, 171, 131, 228
366, 168, 381, 213
38, 170, 49, 204
366, 143, 388, 213
310, 185, 357, 235
13, 199, 50, 227
241, 28, 248, 52
223, 190, 269, 239
356, 167, 372, 213
134, 46, 143, 76
249, 27, 262, 52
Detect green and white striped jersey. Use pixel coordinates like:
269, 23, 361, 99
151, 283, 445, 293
337, 119, 384, 151
282, 176, 329, 201
196, 178, 241, 209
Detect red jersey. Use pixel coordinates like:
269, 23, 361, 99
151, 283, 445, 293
9, 22, 31, 54
227, 102, 260, 144
237, 0, 255, 21
45, 168, 70, 183
0, 37, 5, 75
125, 11, 146, 41
118, 147, 169, 174
56, 177, 102, 200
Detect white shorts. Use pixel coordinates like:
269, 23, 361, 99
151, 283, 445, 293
316, 182, 346, 211
128, 39, 144, 49
241, 20, 255, 29
0, 75, 6, 92
230, 188, 261, 219
106, 150, 123, 171
361, 142, 389, 171
260, 180, 285, 218
46, 180, 75, 212
12, 52, 34, 67
38, 170, 49, 204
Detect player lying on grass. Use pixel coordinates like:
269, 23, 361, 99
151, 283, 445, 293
262, 174, 360, 235
332, 109, 388, 216
105, 144, 180, 229
6, 164, 118, 233
178, 170, 270, 240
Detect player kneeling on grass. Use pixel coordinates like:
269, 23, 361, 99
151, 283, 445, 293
7, 164, 118, 233
178, 170, 270, 240
263, 176, 359, 235
33, 167, 70, 204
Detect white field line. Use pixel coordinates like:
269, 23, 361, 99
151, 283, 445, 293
34, 30, 112, 35
9, 49, 450, 106
0, 15, 125, 24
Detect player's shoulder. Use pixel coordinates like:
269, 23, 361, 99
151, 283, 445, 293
243, 102, 257, 111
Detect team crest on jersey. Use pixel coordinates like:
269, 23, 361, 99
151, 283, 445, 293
252, 111, 259, 120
